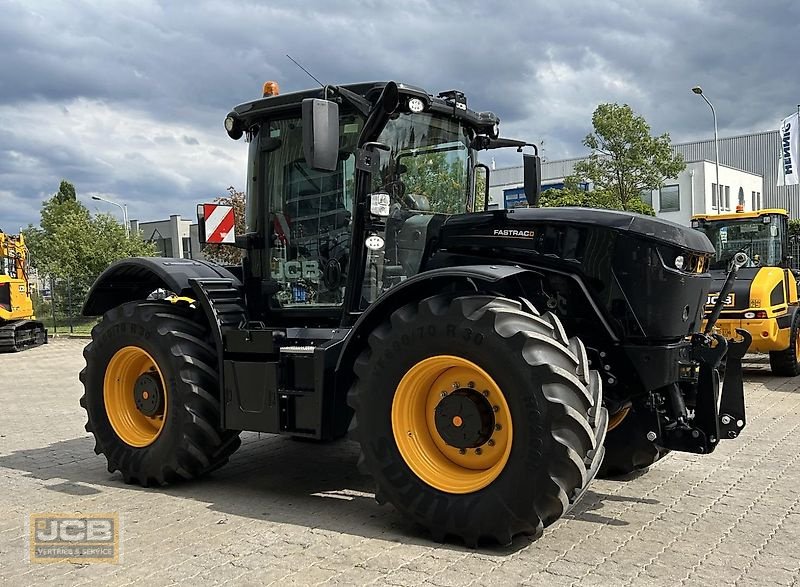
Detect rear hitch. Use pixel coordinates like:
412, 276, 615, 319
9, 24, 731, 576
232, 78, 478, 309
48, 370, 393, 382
649, 328, 749, 455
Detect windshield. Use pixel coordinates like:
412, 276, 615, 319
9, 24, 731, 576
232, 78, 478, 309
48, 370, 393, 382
698, 216, 783, 269
372, 112, 472, 214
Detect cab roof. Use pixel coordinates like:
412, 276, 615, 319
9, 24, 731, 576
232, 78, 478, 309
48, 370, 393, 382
692, 208, 788, 222
227, 81, 499, 135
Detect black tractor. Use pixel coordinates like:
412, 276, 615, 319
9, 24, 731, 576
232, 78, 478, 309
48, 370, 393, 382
80, 80, 748, 546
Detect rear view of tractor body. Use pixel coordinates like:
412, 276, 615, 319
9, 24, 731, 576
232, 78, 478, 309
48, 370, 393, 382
80, 80, 747, 545
0, 231, 47, 352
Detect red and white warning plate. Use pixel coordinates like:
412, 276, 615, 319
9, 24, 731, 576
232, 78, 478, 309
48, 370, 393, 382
202, 204, 235, 244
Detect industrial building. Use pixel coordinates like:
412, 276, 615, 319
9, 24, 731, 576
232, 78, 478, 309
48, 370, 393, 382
130, 215, 204, 260
489, 129, 798, 223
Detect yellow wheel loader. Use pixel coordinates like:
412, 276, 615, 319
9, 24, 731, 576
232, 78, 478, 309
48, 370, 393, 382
0, 231, 47, 351
692, 209, 800, 375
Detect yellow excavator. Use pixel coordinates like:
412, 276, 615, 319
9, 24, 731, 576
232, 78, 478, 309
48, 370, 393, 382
692, 208, 800, 375
0, 230, 47, 352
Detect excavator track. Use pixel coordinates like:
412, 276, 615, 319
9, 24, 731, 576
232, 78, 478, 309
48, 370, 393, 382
0, 320, 48, 352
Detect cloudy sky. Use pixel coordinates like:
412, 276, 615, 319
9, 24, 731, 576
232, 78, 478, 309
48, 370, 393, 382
1, 0, 799, 231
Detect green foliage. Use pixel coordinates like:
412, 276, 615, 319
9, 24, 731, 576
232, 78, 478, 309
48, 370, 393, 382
201, 186, 246, 265
789, 218, 800, 237
401, 151, 468, 214
542, 103, 683, 215
474, 167, 487, 211
23, 182, 156, 322
55, 180, 77, 204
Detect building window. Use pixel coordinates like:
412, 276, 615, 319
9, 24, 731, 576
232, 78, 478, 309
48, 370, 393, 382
752, 191, 762, 210
660, 185, 680, 212
738, 187, 745, 207
640, 188, 653, 207
155, 237, 173, 257
724, 185, 730, 210
182, 237, 192, 259
711, 183, 718, 209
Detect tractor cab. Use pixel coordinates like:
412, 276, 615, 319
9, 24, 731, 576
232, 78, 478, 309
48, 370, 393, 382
202, 81, 540, 326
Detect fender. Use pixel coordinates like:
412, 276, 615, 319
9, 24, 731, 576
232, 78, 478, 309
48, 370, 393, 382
336, 264, 532, 374
776, 304, 800, 330
82, 257, 242, 316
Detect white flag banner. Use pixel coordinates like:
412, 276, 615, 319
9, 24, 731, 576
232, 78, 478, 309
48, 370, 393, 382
778, 112, 800, 186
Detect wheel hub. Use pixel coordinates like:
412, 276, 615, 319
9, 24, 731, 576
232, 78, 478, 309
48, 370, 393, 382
133, 372, 164, 417
434, 389, 495, 449
103, 346, 168, 448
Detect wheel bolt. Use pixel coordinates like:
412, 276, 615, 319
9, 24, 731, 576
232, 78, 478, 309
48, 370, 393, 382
452, 382, 460, 390
487, 439, 495, 446
482, 390, 490, 397
468, 381, 475, 388
495, 424, 502, 431
440, 391, 447, 398
407, 431, 413, 437
459, 448, 466, 455
475, 448, 483, 455
493, 405, 499, 412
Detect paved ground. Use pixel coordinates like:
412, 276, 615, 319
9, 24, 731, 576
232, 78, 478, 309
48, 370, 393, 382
1, 339, 799, 586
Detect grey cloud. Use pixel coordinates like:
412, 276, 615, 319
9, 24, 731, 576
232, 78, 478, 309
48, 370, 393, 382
1, 0, 799, 229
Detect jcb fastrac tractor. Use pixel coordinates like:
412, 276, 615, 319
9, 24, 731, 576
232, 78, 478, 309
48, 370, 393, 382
81, 81, 748, 545
0, 230, 47, 352
693, 208, 800, 375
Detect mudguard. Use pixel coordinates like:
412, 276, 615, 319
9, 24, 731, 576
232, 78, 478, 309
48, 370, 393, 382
336, 264, 533, 373
82, 257, 242, 316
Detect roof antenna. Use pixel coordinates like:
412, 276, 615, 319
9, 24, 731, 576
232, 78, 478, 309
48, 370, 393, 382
286, 54, 325, 89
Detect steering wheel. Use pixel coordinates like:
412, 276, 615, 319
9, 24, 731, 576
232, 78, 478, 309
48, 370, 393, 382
384, 179, 419, 210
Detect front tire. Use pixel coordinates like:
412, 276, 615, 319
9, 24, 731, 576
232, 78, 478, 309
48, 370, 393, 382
348, 294, 606, 546
80, 301, 240, 486
769, 315, 800, 376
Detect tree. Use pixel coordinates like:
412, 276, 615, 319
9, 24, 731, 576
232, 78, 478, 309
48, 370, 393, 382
201, 186, 246, 265
23, 181, 156, 322
543, 103, 685, 215
54, 180, 77, 204
400, 151, 469, 214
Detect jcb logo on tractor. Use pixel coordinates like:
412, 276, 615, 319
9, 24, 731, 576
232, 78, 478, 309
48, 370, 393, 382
707, 293, 735, 307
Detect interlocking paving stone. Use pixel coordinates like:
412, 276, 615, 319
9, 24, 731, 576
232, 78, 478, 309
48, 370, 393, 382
1, 339, 799, 586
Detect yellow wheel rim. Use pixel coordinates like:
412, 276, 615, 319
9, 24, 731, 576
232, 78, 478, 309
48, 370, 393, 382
392, 355, 512, 494
103, 346, 167, 448
795, 330, 800, 362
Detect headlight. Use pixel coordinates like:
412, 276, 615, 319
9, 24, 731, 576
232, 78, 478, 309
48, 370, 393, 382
224, 116, 236, 132
674, 255, 685, 270
408, 97, 425, 113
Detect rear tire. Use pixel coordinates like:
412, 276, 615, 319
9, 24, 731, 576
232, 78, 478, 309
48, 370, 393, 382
80, 301, 240, 486
769, 315, 800, 376
348, 294, 606, 546
598, 406, 668, 478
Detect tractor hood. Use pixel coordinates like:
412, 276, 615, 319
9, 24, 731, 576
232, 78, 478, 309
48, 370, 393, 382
441, 207, 715, 254
432, 206, 714, 342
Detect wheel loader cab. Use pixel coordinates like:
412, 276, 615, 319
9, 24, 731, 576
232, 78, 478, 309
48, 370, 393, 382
693, 209, 800, 374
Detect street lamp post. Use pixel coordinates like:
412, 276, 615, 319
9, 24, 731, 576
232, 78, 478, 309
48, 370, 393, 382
692, 86, 721, 213
91, 195, 129, 236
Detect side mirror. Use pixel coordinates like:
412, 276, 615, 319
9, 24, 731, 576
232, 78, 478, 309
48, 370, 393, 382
523, 153, 542, 207
197, 203, 236, 245
302, 98, 339, 171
